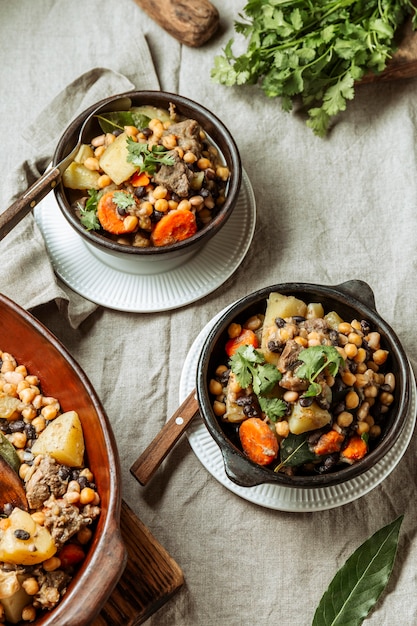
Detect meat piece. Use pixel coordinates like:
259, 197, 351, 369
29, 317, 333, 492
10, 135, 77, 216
153, 150, 193, 197
277, 340, 303, 373
278, 340, 308, 392
164, 119, 203, 157
43, 496, 99, 549
24, 456, 68, 510
33, 568, 71, 611
300, 318, 329, 334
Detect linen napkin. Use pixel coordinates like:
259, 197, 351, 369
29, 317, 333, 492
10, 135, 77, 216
1, 18, 160, 328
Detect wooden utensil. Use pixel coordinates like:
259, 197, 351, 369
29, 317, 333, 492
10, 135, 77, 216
132, 0, 219, 47
93, 500, 184, 625
0, 456, 28, 511
130, 389, 199, 485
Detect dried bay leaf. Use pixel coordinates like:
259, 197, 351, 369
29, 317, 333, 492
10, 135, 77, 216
312, 516, 403, 626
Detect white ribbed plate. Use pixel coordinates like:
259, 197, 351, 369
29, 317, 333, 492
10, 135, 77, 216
34, 170, 256, 313
179, 310, 417, 512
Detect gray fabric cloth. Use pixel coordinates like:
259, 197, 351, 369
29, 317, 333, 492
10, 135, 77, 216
2, 1, 417, 625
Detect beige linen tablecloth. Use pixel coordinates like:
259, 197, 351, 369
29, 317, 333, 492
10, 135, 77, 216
2, 1, 417, 624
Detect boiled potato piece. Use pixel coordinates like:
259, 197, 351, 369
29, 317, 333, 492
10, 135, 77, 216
306, 302, 324, 318
31, 410, 85, 467
288, 401, 331, 435
0, 394, 21, 420
132, 105, 171, 123
73, 143, 95, 163
62, 161, 101, 190
0, 508, 56, 566
0, 571, 31, 624
261, 293, 308, 365
324, 310, 344, 331
99, 131, 137, 185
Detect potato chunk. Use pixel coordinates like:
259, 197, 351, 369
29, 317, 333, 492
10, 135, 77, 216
0, 571, 31, 624
288, 401, 331, 435
99, 131, 137, 185
30, 410, 85, 467
261, 293, 308, 365
62, 161, 101, 190
0, 508, 56, 566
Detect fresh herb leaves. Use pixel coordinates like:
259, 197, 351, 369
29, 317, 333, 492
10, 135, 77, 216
126, 138, 175, 175
313, 516, 404, 625
112, 191, 136, 211
211, 1, 417, 136
296, 345, 344, 397
78, 189, 101, 231
229, 345, 286, 420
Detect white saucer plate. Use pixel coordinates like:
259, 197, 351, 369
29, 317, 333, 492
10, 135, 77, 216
179, 310, 417, 512
34, 169, 256, 313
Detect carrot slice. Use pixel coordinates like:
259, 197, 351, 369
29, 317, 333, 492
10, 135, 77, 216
97, 190, 138, 235
131, 171, 150, 187
239, 417, 279, 466
313, 430, 344, 456
225, 329, 259, 357
341, 435, 368, 463
151, 209, 197, 247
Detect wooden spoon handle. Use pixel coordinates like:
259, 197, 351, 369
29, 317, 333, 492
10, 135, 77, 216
130, 389, 199, 485
132, 0, 219, 47
0, 167, 61, 240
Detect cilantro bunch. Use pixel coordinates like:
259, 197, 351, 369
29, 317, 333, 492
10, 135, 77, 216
211, 0, 417, 136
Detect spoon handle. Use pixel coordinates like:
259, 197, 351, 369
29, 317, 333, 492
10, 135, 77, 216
130, 389, 199, 485
0, 167, 61, 240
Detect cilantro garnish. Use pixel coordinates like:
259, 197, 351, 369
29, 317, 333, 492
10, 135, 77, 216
229, 345, 286, 421
296, 345, 345, 398
126, 137, 175, 174
112, 191, 136, 211
211, 0, 417, 136
78, 189, 101, 231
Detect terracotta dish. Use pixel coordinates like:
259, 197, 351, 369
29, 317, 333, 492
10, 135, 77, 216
0, 294, 126, 625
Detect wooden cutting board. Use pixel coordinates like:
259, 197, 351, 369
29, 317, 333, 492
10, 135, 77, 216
361, 17, 417, 83
92, 500, 184, 625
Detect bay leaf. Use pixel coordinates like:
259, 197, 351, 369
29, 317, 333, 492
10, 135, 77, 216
279, 432, 316, 467
312, 515, 403, 626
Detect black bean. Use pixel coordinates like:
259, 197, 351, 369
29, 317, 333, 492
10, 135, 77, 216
267, 340, 283, 353
360, 320, 371, 334
14, 529, 30, 540
317, 453, 339, 474
292, 316, 306, 323
8, 420, 25, 433
116, 207, 127, 217
299, 396, 313, 407
58, 466, 71, 481
3, 503, 13, 516
24, 424, 36, 441
134, 186, 147, 199
274, 317, 286, 328
78, 476, 88, 489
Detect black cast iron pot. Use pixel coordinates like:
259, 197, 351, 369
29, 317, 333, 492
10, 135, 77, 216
196, 280, 411, 488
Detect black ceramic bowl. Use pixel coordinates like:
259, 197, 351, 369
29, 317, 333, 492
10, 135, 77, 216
53, 90, 242, 275
196, 281, 411, 489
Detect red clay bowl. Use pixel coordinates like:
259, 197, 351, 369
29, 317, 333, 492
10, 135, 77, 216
0, 294, 126, 625
196, 280, 411, 489
53, 90, 242, 275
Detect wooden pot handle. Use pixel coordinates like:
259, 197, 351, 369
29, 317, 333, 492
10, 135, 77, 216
132, 0, 220, 47
130, 389, 199, 485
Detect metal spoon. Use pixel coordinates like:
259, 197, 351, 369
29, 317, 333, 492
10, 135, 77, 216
0, 455, 28, 511
0, 96, 132, 240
